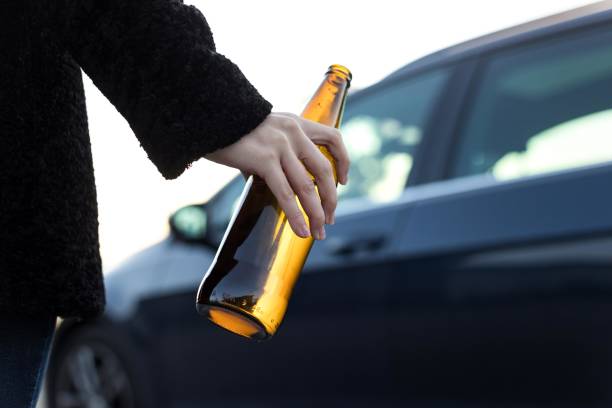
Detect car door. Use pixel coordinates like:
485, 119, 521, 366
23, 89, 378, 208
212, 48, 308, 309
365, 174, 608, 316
387, 22, 612, 406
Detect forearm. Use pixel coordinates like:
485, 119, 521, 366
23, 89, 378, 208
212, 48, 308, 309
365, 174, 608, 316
44, 0, 272, 179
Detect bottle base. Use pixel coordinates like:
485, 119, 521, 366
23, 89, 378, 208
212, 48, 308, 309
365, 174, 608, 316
196, 303, 270, 341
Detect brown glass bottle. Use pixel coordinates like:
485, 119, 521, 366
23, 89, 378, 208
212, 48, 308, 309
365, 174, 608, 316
196, 65, 352, 340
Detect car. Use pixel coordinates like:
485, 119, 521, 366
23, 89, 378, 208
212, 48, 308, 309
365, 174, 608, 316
46, 3, 612, 407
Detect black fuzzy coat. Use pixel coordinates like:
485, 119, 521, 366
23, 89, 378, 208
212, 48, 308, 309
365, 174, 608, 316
0, 0, 272, 319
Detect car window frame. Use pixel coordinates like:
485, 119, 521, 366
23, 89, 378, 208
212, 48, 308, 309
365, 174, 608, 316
408, 58, 479, 186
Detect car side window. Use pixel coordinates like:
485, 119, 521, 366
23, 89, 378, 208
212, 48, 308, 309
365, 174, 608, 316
452, 26, 612, 181
338, 68, 450, 202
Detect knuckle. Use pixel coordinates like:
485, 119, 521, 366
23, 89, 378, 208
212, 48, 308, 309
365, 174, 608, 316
324, 128, 341, 143
281, 117, 300, 132
298, 179, 315, 196
288, 212, 305, 227
280, 186, 295, 203
319, 160, 334, 178
260, 148, 278, 163
270, 131, 290, 151
311, 208, 325, 226
324, 191, 338, 207
285, 209, 304, 223
268, 130, 284, 143
329, 200, 338, 214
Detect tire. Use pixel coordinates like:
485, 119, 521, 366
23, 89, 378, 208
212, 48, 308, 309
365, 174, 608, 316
45, 322, 157, 408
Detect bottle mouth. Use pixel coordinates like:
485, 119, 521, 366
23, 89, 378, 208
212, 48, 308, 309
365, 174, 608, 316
327, 64, 352, 83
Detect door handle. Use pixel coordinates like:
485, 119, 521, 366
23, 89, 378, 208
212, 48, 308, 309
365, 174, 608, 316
326, 235, 386, 256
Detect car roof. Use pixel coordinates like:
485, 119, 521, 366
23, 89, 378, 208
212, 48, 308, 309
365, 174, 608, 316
383, 1, 612, 81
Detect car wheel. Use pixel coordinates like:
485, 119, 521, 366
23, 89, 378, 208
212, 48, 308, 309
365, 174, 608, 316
46, 323, 155, 408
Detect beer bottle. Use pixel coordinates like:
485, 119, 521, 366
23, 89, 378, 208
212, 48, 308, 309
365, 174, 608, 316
196, 65, 352, 340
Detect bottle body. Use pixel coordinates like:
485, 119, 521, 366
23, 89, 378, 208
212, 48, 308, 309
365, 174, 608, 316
196, 175, 313, 339
196, 65, 352, 340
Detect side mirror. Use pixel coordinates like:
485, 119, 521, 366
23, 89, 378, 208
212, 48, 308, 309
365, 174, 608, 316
169, 205, 209, 243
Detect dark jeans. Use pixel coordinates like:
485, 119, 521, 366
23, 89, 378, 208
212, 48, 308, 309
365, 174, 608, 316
0, 315, 56, 408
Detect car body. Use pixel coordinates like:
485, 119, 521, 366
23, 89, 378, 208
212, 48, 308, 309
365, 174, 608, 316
46, 3, 612, 407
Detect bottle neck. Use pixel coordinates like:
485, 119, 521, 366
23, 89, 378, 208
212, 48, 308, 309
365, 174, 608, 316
300, 67, 351, 128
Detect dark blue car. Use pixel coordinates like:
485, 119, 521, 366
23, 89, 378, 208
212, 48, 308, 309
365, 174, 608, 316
46, 3, 612, 407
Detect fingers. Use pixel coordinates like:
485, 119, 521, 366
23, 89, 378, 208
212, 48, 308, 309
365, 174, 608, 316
284, 115, 350, 185
294, 138, 337, 226
261, 162, 311, 239
281, 149, 327, 240
277, 114, 337, 228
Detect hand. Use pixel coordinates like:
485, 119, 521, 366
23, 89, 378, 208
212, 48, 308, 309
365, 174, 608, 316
204, 112, 350, 240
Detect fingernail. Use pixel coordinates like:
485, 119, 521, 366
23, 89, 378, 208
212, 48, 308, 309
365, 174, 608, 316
299, 222, 310, 238
316, 226, 326, 240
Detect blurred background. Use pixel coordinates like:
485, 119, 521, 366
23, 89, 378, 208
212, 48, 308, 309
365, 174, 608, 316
91, 0, 593, 271
43, 1, 612, 407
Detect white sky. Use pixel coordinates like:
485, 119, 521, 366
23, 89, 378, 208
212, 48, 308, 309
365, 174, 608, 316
86, 0, 595, 270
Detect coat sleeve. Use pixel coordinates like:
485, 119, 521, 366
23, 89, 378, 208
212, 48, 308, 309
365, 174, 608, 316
48, 0, 272, 179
